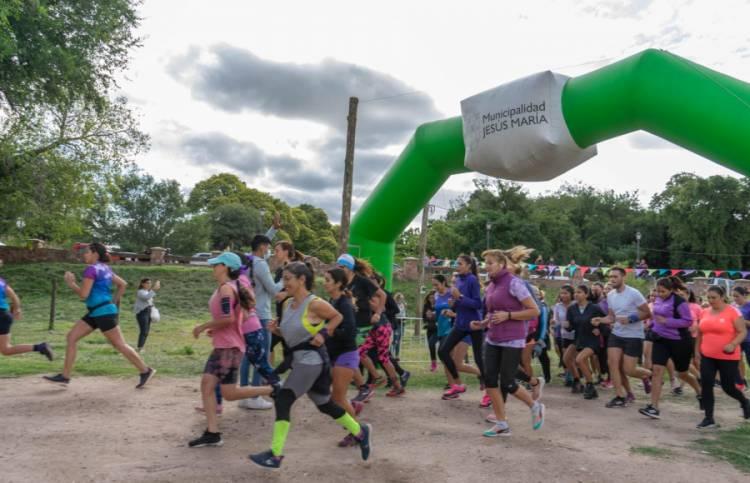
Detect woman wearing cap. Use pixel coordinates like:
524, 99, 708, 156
189, 252, 277, 448
0, 259, 54, 361
44, 243, 154, 388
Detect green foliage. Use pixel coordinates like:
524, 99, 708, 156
208, 203, 263, 250
166, 215, 211, 256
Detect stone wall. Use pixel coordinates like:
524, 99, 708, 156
0, 246, 78, 264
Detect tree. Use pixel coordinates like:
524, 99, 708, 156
166, 215, 211, 256
208, 203, 263, 250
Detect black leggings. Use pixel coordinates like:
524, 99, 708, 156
484, 343, 522, 399
438, 327, 485, 384
136, 308, 151, 349
598, 333, 610, 377
274, 388, 345, 422
700, 356, 749, 419
427, 330, 439, 362
538, 348, 551, 382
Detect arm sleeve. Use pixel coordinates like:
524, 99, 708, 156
664, 302, 694, 329
136, 289, 155, 302
454, 277, 482, 310
255, 260, 282, 296
265, 227, 277, 240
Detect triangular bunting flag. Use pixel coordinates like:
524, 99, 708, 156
569, 266, 577, 276
728, 270, 739, 277
537, 265, 546, 270
527, 264, 537, 271
702, 270, 712, 277
683, 269, 696, 276
648, 269, 658, 275
741, 271, 750, 279
635, 268, 645, 276
625, 268, 634, 274
658, 269, 668, 276
580, 266, 590, 274
602, 267, 611, 275
548, 265, 557, 274
713, 270, 723, 276
670, 269, 681, 276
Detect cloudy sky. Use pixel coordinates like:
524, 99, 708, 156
123, 0, 750, 223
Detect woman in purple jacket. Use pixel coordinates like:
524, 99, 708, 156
638, 277, 702, 420
471, 247, 543, 437
438, 255, 485, 401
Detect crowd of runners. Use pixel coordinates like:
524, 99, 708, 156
1, 223, 750, 470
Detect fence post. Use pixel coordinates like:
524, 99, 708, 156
48, 279, 57, 331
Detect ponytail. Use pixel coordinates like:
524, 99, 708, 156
458, 254, 478, 278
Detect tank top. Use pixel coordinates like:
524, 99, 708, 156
0, 277, 9, 311
699, 305, 742, 360
280, 294, 325, 365
209, 283, 246, 351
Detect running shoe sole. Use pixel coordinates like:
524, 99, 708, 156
136, 368, 156, 389
483, 427, 512, 437
189, 440, 224, 448
532, 403, 545, 430
638, 408, 661, 420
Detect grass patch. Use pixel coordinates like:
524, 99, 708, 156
630, 446, 673, 459
695, 424, 750, 473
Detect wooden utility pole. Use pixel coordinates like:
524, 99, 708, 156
339, 96, 359, 254
48, 279, 57, 331
415, 204, 432, 336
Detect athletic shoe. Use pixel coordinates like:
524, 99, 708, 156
400, 371, 411, 389
136, 367, 156, 389
606, 396, 627, 408
352, 385, 374, 404
188, 430, 223, 448
245, 396, 273, 410
532, 377, 545, 401
430, 361, 437, 372
583, 383, 599, 400
531, 402, 545, 430
442, 384, 465, 400
696, 395, 704, 411
37, 343, 54, 361
338, 434, 357, 447
642, 377, 652, 395
736, 384, 746, 392
671, 386, 684, 396
195, 405, 223, 415
571, 380, 583, 394
443, 384, 451, 391
600, 379, 614, 389
485, 413, 498, 423
638, 404, 661, 420
742, 400, 750, 420
626, 392, 636, 404
479, 392, 492, 408
356, 423, 372, 461
43, 373, 70, 385
483, 424, 512, 437
696, 418, 717, 429
351, 400, 365, 416
249, 449, 283, 469
386, 387, 405, 397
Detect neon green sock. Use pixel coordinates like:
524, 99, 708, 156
271, 420, 290, 457
335, 413, 361, 436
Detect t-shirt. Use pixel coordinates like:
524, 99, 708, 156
347, 274, 379, 328
699, 305, 742, 360
327, 296, 358, 358
0, 277, 9, 311
607, 285, 647, 339
435, 291, 453, 337
553, 302, 570, 339
208, 283, 246, 351
740, 302, 750, 343
566, 302, 606, 348
83, 263, 118, 317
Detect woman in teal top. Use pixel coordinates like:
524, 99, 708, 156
0, 259, 53, 360
44, 243, 155, 388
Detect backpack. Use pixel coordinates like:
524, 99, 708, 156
672, 294, 692, 341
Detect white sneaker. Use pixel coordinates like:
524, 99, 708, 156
244, 396, 273, 410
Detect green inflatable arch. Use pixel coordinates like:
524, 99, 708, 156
347, 49, 750, 285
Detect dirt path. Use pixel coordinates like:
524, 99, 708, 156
0, 376, 746, 482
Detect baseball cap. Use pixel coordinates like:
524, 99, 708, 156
336, 254, 355, 270
207, 252, 242, 270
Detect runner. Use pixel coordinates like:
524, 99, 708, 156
0, 259, 53, 360
558, 285, 583, 392
695, 285, 750, 428
471, 247, 544, 437
595, 267, 652, 408
593, 282, 613, 388
568, 285, 606, 400
638, 277, 702, 420
134, 278, 160, 353
438, 255, 486, 403
249, 262, 371, 469
44, 243, 154, 387
731, 287, 750, 389
422, 290, 438, 372
270, 239, 304, 367
189, 252, 278, 448
536, 289, 552, 383
552, 286, 574, 386
323, 267, 365, 447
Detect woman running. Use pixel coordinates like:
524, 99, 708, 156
249, 262, 371, 469
536, 289, 552, 383
569, 285, 606, 400
555, 286, 576, 388
731, 286, 750, 389
471, 247, 544, 437
44, 243, 154, 387
438, 255, 485, 403
134, 278, 160, 352
695, 285, 750, 428
638, 277, 702, 420
189, 252, 278, 448
323, 268, 365, 447
0, 259, 53, 360
423, 291, 438, 372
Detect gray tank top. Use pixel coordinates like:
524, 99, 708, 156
280, 294, 323, 365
